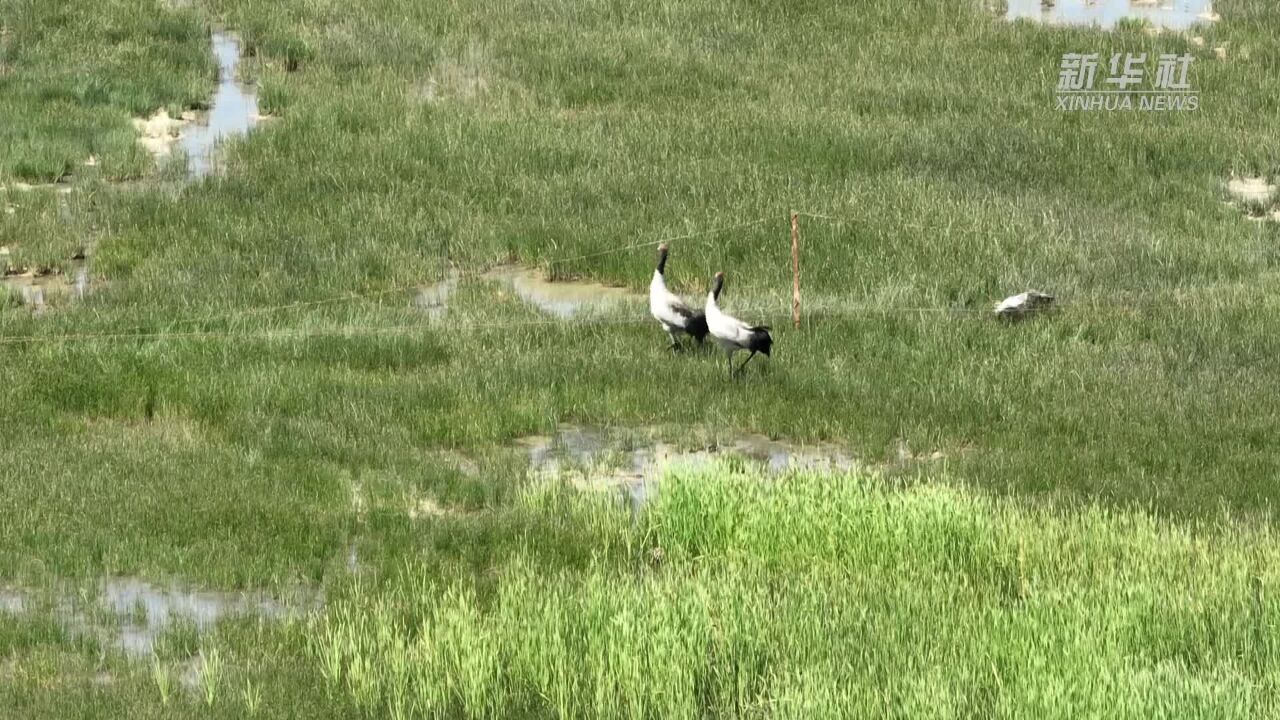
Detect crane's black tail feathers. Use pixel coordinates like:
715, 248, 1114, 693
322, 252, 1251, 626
686, 313, 710, 343
747, 326, 773, 356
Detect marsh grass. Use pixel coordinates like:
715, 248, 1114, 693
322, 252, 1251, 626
150, 657, 172, 705
0, 0, 213, 181
2, 0, 1280, 715
198, 646, 222, 706
242, 677, 261, 715
318, 465, 1280, 719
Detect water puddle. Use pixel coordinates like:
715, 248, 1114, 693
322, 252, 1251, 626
0, 181, 74, 195
181, 33, 263, 178
1005, 0, 1218, 31
415, 271, 460, 320
1227, 177, 1276, 204
133, 31, 266, 179
0, 180, 73, 218
0, 588, 25, 614
94, 578, 306, 656
0, 578, 316, 658
517, 426, 859, 511
3, 262, 89, 312
484, 266, 640, 318
1226, 177, 1278, 221
416, 43, 492, 104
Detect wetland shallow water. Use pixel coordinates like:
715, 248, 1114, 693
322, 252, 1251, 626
1227, 177, 1277, 204
3, 262, 89, 312
132, 31, 264, 179
1005, 0, 1218, 30
517, 426, 860, 510
0, 578, 315, 658
484, 266, 641, 318
181, 32, 262, 179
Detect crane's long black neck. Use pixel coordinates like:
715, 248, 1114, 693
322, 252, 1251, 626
656, 248, 669, 275
711, 275, 724, 300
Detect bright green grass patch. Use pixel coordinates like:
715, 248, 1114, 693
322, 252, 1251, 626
315, 467, 1280, 719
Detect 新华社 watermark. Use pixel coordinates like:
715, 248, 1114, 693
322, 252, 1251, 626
1056, 52, 1198, 111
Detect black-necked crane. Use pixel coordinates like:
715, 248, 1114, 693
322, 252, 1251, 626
706, 271, 773, 378
649, 243, 708, 351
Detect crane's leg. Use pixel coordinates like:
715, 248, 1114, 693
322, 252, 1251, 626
666, 329, 682, 352
737, 351, 758, 374
725, 350, 735, 379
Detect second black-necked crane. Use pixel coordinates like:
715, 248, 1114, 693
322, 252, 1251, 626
706, 271, 773, 378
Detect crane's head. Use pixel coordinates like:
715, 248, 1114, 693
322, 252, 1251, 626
711, 271, 725, 299
655, 243, 669, 273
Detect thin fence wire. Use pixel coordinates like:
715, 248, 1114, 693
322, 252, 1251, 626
547, 217, 774, 265
90, 216, 777, 337
0, 209, 1222, 347
0, 307, 968, 346
0, 296, 1189, 347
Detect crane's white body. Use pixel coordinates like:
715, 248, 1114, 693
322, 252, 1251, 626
706, 276, 772, 377
649, 270, 697, 336
705, 292, 757, 353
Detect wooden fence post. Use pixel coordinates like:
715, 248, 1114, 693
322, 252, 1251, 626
791, 211, 801, 329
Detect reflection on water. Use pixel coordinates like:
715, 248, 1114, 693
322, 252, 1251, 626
3, 261, 90, 312
485, 266, 640, 318
415, 271, 460, 320
182, 32, 262, 179
0, 578, 316, 658
518, 426, 859, 512
1005, 0, 1217, 30
1226, 177, 1276, 204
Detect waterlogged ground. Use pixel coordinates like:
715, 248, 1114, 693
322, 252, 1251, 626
1005, 0, 1220, 31
483, 265, 641, 318
2, 263, 89, 312
180, 32, 263, 178
2, 0, 1280, 716
415, 265, 643, 320
0, 578, 313, 657
132, 31, 265, 178
509, 424, 946, 510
